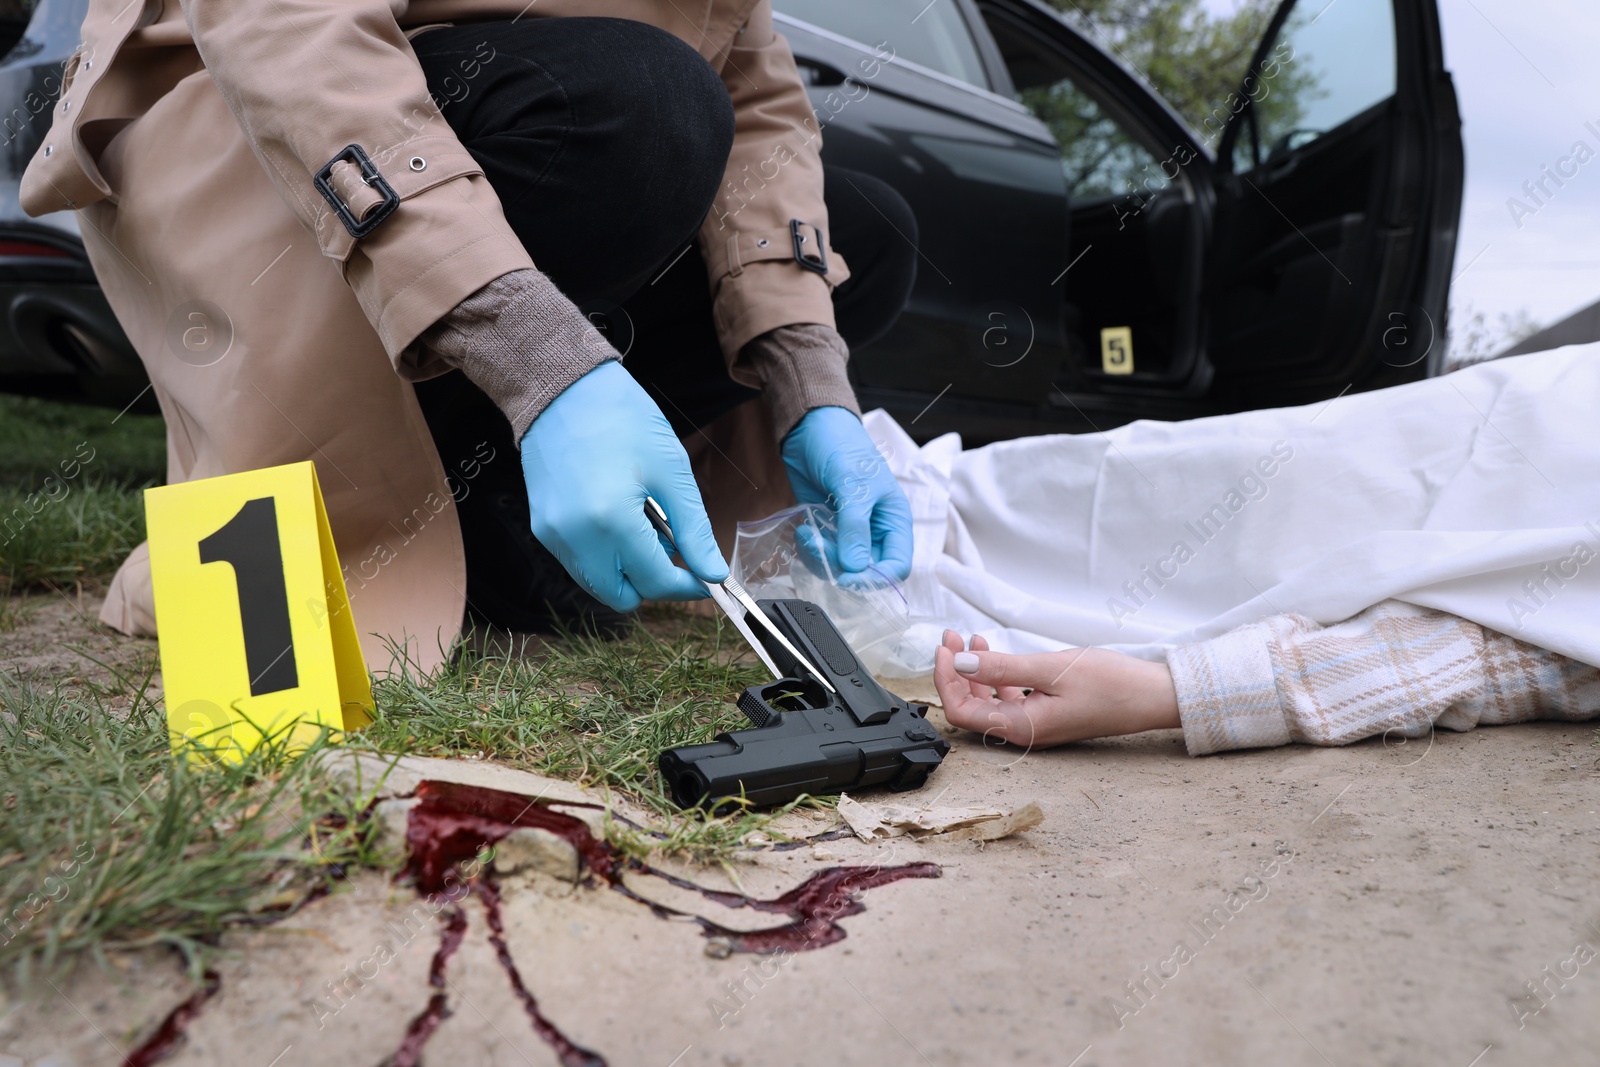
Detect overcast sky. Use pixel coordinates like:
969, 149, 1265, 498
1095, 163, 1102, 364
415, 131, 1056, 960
1201, 0, 1600, 342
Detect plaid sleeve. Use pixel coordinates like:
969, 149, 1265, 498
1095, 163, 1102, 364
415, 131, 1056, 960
1167, 601, 1600, 756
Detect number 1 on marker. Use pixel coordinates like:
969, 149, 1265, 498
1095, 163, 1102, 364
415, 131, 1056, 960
145, 461, 372, 760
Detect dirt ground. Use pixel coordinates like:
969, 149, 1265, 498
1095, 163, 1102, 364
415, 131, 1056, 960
2, 594, 1598, 1067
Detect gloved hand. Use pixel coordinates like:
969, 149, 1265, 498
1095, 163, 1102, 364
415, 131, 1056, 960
781, 406, 913, 586
519, 360, 727, 611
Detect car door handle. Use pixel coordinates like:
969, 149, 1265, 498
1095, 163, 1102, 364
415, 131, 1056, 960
796, 58, 850, 87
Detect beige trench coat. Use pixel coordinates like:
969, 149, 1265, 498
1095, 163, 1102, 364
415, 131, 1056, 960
21, 0, 851, 672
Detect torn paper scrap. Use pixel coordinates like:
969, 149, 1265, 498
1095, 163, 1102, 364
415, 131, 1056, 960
838, 794, 1044, 843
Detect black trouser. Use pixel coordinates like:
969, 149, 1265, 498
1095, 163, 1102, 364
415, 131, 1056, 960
409, 17, 917, 627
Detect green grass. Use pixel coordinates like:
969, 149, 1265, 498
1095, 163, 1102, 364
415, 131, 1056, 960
0, 594, 27, 633
0, 599, 845, 977
0, 392, 832, 976
0, 666, 387, 983
0, 394, 166, 488
0, 479, 148, 592
0, 393, 165, 592
359, 610, 837, 863
0, 613, 839, 981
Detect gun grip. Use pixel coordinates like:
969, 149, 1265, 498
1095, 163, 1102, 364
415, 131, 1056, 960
771, 600, 859, 677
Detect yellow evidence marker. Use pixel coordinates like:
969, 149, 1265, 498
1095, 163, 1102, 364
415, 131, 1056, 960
1100, 326, 1134, 375
144, 461, 372, 761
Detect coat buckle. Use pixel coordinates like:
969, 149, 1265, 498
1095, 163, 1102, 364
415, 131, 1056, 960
789, 219, 828, 276
314, 144, 400, 240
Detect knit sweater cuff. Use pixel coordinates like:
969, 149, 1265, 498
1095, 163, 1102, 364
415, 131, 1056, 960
740, 323, 862, 440
418, 268, 617, 441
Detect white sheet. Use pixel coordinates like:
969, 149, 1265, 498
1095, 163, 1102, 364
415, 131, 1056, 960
868, 344, 1600, 677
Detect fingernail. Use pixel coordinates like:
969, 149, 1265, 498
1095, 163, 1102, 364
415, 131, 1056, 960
943, 628, 958, 643
953, 652, 979, 674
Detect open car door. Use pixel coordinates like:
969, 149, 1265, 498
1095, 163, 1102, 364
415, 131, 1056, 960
1208, 0, 1464, 408
976, 0, 1461, 429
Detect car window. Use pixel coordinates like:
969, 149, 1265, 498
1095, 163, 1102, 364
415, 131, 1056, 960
1017, 78, 1170, 201
1234, 0, 1397, 171
773, 0, 990, 89
981, 11, 1169, 202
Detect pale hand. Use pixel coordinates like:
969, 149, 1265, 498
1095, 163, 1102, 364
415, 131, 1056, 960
932, 631, 1181, 748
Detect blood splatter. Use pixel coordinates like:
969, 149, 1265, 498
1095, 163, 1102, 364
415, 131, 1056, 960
381, 904, 468, 1067
640, 861, 943, 953
388, 780, 940, 1067
401, 778, 612, 892
104, 778, 938, 1067
118, 805, 372, 1066
478, 878, 605, 1067
120, 970, 220, 1067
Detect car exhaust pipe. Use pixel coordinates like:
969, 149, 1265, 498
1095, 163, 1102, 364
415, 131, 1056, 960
7, 289, 151, 409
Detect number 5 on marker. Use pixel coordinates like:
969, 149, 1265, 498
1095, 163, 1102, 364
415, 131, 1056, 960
1100, 326, 1134, 375
145, 461, 373, 760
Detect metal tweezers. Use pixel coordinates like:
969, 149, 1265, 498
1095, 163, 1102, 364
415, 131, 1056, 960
644, 497, 836, 694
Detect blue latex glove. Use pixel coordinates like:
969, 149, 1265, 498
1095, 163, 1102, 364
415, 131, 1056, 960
781, 406, 913, 586
519, 360, 727, 611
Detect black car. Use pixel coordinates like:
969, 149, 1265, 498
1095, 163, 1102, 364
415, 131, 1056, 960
0, 0, 149, 410
776, 0, 1462, 440
0, 0, 1462, 442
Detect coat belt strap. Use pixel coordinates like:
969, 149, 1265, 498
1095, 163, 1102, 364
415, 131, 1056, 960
713, 222, 829, 280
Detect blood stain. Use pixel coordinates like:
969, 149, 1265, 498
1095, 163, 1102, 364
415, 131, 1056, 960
121, 970, 220, 1067
389, 780, 939, 1066
381, 905, 468, 1067
479, 878, 605, 1067
119, 804, 372, 1065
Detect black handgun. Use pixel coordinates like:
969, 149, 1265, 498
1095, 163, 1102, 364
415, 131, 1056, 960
659, 597, 950, 811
